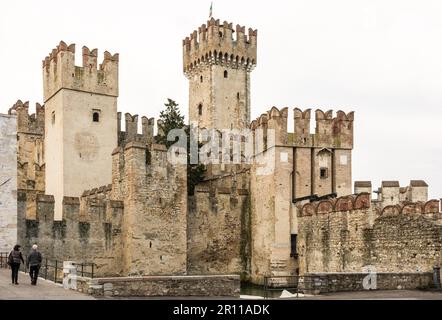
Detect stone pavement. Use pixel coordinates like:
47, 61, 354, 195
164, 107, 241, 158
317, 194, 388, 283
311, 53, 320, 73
0, 268, 95, 300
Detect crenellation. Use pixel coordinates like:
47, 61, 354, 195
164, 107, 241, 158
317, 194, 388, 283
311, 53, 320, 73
43, 41, 119, 102
117, 112, 155, 147
82, 46, 98, 68
183, 18, 257, 77
8, 100, 45, 135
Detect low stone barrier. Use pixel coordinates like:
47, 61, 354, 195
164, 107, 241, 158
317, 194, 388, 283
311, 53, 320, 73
72, 274, 241, 298
303, 272, 434, 294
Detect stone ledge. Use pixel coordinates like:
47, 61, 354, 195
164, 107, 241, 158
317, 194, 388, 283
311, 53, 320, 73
74, 274, 240, 298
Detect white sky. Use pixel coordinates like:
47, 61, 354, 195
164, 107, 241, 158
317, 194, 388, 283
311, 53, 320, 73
1, 0, 441, 199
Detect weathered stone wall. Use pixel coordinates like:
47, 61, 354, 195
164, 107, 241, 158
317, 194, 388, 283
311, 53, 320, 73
111, 142, 188, 277
0, 114, 17, 252
303, 272, 435, 293
75, 274, 240, 297
17, 190, 124, 277
187, 171, 250, 278
8, 101, 45, 194
298, 194, 442, 275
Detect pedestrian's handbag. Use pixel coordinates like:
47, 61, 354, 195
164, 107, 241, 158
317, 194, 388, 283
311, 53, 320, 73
7, 251, 13, 266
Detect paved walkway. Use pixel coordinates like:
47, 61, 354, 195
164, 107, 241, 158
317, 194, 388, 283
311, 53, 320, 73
0, 268, 95, 300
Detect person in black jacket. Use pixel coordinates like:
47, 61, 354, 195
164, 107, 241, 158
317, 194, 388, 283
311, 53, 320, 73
8, 245, 25, 285
27, 244, 43, 285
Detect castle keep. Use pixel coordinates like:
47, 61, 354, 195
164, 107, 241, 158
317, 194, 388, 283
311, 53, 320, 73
0, 17, 441, 296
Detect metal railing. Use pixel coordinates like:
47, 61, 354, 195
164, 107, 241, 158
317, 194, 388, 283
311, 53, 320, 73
263, 275, 326, 299
0, 252, 95, 283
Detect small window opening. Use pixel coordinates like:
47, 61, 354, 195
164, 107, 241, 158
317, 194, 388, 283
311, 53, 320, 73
291, 234, 298, 258
219, 31, 223, 38
198, 104, 203, 116
320, 168, 328, 179
93, 112, 100, 122
149, 242, 152, 248
51, 111, 55, 125
224, 70, 228, 78
200, 75, 203, 83
237, 92, 240, 100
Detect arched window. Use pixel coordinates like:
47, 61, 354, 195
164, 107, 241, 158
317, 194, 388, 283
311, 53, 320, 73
198, 104, 203, 116
93, 112, 100, 122
224, 70, 228, 78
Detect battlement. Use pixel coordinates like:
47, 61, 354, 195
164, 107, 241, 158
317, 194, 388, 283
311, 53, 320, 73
43, 41, 119, 102
298, 193, 371, 217
82, 184, 113, 198
8, 100, 44, 135
249, 107, 354, 149
183, 18, 257, 77
117, 112, 155, 147
297, 193, 441, 217
381, 200, 441, 216
355, 180, 429, 205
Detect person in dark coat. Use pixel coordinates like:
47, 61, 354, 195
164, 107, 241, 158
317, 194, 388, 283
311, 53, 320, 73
27, 244, 43, 285
8, 245, 25, 285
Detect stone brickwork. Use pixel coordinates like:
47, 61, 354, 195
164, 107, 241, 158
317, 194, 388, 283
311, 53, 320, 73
111, 140, 188, 276
0, 114, 17, 252
8, 101, 45, 194
297, 194, 442, 275
75, 275, 240, 297
303, 272, 434, 294
17, 190, 124, 277
187, 170, 250, 278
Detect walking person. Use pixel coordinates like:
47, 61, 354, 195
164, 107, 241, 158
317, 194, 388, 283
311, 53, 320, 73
8, 245, 25, 285
27, 244, 42, 285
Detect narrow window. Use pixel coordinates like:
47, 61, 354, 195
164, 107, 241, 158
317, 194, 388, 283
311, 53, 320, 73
320, 168, 328, 179
93, 112, 100, 122
237, 92, 240, 100
200, 75, 203, 83
219, 31, 223, 38
198, 104, 203, 116
51, 111, 55, 125
291, 234, 298, 257
224, 70, 228, 78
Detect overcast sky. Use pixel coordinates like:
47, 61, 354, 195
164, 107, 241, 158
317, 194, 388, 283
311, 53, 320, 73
1, 0, 441, 199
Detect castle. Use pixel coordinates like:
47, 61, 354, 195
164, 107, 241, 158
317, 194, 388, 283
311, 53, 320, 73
0, 17, 441, 295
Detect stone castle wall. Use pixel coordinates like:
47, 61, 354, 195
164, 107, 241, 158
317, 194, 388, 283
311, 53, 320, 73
8, 101, 45, 193
18, 113, 187, 278
0, 114, 17, 252
17, 189, 124, 277
297, 194, 442, 275
187, 170, 250, 278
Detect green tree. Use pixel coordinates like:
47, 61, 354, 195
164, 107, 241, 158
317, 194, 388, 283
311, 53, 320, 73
157, 98, 206, 195
157, 98, 185, 148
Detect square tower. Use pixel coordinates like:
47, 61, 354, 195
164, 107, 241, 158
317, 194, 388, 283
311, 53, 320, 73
43, 41, 119, 220
183, 18, 257, 130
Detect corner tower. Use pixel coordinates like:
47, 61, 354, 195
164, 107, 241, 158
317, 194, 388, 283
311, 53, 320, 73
183, 18, 257, 130
43, 41, 119, 219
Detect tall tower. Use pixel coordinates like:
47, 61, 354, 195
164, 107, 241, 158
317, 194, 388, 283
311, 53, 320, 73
42, 41, 119, 220
183, 18, 257, 130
